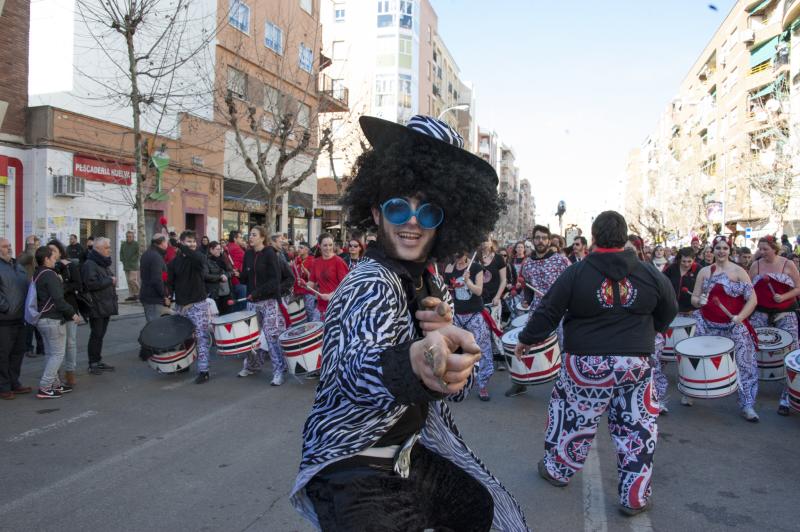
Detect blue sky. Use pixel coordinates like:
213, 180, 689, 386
432, 0, 737, 230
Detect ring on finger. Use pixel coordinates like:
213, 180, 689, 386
424, 345, 436, 370
440, 379, 449, 392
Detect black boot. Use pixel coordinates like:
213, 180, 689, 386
194, 372, 210, 384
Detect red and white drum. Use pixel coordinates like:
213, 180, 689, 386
501, 327, 561, 386
211, 310, 259, 356
661, 316, 696, 362
510, 314, 529, 330
755, 327, 793, 381
148, 340, 197, 374
515, 302, 529, 315
676, 336, 737, 399
138, 315, 197, 375
784, 349, 800, 413
280, 321, 324, 375
286, 298, 307, 326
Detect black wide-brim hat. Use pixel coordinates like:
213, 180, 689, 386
359, 115, 498, 187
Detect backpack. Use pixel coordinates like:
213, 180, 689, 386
24, 269, 56, 326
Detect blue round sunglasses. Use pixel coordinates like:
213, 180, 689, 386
380, 198, 444, 229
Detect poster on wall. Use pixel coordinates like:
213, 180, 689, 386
207, 217, 219, 241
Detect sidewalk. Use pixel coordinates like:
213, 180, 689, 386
111, 289, 145, 321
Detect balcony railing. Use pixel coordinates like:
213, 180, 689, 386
784, 0, 800, 27
318, 74, 349, 113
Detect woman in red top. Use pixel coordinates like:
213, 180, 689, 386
306, 234, 348, 320
292, 242, 319, 322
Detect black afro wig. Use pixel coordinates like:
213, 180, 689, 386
341, 137, 505, 259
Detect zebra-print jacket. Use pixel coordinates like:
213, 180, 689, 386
290, 252, 529, 531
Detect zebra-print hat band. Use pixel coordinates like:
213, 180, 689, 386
405, 115, 464, 149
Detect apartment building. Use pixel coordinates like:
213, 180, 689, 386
626, 0, 800, 242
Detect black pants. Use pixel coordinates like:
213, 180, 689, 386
0, 324, 27, 392
25, 323, 44, 354
88, 317, 110, 364
306, 446, 494, 532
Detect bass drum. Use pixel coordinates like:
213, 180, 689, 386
138, 315, 197, 374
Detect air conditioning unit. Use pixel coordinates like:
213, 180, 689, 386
741, 29, 755, 43
53, 175, 85, 197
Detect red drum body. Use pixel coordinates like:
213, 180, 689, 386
784, 350, 800, 413
280, 321, 324, 375
501, 327, 560, 386
286, 299, 307, 326
212, 310, 259, 356
755, 327, 793, 381
676, 336, 737, 399
661, 316, 696, 362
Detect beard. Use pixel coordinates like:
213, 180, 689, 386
534, 243, 548, 255
377, 220, 436, 262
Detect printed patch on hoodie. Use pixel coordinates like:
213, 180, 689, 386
597, 278, 614, 308
619, 277, 638, 307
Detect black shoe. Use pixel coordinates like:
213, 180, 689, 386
620, 501, 651, 516
778, 405, 790, 416
95, 362, 115, 372
57, 384, 73, 394
194, 372, 210, 384
538, 459, 567, 487
504, 383, 527, 397
36, 388, 63, 399
88, 365, 103, 375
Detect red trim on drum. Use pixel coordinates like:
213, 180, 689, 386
215, 331, 259, 345
151, 348, 194, 363
284, 342, 323, 357
509, 365, 561, 379
217, 344, 257, 355
679, 371, 736, 384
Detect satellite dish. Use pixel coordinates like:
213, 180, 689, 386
765, 99, 781, 113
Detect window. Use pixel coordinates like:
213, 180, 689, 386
427, 25, 431, 44
377, 0, 393, 27
263, 85, 282, 131
297, 102, 311, 129
729, 106, 738, 127
265, 21, 283, 54
437, 65, 442, 79
299, 43, 314, 73
375, 76, 394, 107
398, 36, 412, 69
332, 40, 345, 61
427, 60, 431, 80
398, 74, 412, 108
334, 3, 345, 22
399, 0, 412, 29
227, 66, 248, 100
376, 35, 395, 67
427, 94, 431, 113
300, 0, 312, 15
331, 78, 346, 100
229, 0, 250, 34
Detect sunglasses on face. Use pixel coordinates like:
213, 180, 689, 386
380, 198, 444, 229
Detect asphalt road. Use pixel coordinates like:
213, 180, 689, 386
1, 314, 798, 532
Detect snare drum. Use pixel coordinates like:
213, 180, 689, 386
784, 350, 800, 413
755, 327, 793, 381
515, 302, 529, 315
280, 321, 324, 375
662, 316, 696, 362
212, 310, 259, 356
138, 315, 197, 374
286, 298, 307, 326
676, 336, 737, 399
510, 314, 529, 330
501, 327, 560, 386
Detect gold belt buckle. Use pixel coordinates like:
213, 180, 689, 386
393, 433, 420, 479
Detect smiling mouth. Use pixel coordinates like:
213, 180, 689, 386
397, 231, 421, 242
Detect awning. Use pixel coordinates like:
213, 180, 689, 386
749, 82, 776, 100
750, 35, 779, 67
752, 128, 777, 140
748, 0, 774, 15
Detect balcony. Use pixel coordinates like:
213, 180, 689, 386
318, 74, 349, 113
784, 0, 800, 28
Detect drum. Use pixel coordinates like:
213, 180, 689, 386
286, 298, 307, 326
515, 302, 529, 315
675, 336, 737, 399
138, 315, 197, 374
501, 327, 560, 386
280, 321, 324, 375
784, 350, 800, 413
661, 316, 696, 362
755, 327, 793, 381
510, 314, 529, 330
211, 310, 259, 356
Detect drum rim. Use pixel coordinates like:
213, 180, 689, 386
675, 336, 735, 357
670, 316, 696, 327
279, 320, 324, 340
211, 310, 258, 324
755, 326, 793, 350
785, 349, 800, 369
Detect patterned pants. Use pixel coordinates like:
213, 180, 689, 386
245, 300, 287, 375
650, 333, 668, 405
179, 301, 211, 373
454, 313, 494, 389
695, 319, 758, 409
541, 355, 659, 510
750, 311, 798, 408
303, 294, 321, 322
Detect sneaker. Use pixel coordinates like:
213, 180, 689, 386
57, 384, 73, 394
1, 391, 15, 400
504, 383, 527, 397
496, 361, 507, 372
777, 405, 790, 416
741, 407, 759, 422
271, 372, 285, 386
680, 395, 693, 407
479, 387, 490, 402
620, 502, 651, 516
95, 362, 115, 372
237, 369, 255, 378
88, 365, 104, 375
538, 459, 567, 487
36, 388, 63, 399
659, 401, 669, 415
194, 372, 210, 384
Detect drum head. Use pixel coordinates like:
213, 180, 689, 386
785, 350, 800, 371
670, 316, 696, 328
279, 320, 324, 341
756, 327, 793, 350
139, 315, 194, 350
511, 315, 528, 329
211, 310, 257, 325
675, 336, 734, 357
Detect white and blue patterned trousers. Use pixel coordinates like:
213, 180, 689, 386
454, 312, 494, 389
179, 301, 211, 373
245, 299, 287, 375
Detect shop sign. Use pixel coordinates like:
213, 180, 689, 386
73, 156, 134, 185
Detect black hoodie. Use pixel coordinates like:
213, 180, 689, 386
519, 249, 678, 356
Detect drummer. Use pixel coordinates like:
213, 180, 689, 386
239, 225, 294, 386
748, 235, 800, 416
690, 235, 760, 421
292, 242, 319, 322
443, 250, 493, 401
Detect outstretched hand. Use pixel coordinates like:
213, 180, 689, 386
410, 325, 481, 395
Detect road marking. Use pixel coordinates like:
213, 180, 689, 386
583, 446, 608, 532
5, 410, 99, 443
160, 377, 195, 390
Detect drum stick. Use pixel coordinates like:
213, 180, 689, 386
525, 282, 545, 298
712, 297, 735, 320
465, 252, 477, 271
767, 280, 778, 297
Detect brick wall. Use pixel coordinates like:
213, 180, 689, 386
0, 0, 30, 139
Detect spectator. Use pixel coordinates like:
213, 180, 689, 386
651, 245, 668, 270
80, 236, 94, 263
569, 236, 588, 263
33, 246, 80, 399
17, 236, 44, 358
0, 238, 31, 400
139, 235, 170, 323
164, 232, 178, 264
81, 237, 119, 375
205, 241, 230, 314
226, 230, 247, 312
199, 236, 210, 255
66, 234, 83, 261
47, 239, 83, 387
739, 247, 753, 270
120, 231, 141, 301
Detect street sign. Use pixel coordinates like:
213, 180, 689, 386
745, 227, 752, 239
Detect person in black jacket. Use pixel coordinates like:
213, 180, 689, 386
662, 247, 698, 315
139, 235, 170, 323
238, 226, 294, 385
205, 241, 231, 315
0, 238, 32, 400
33, 246, 80, 399
81, 237, 119, 375
167, 230, 213, 384
516, 210, 677, 517
66, 234, 83, 261
47, 239, 83, 387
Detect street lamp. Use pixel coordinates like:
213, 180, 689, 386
438, 104, 469, 120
